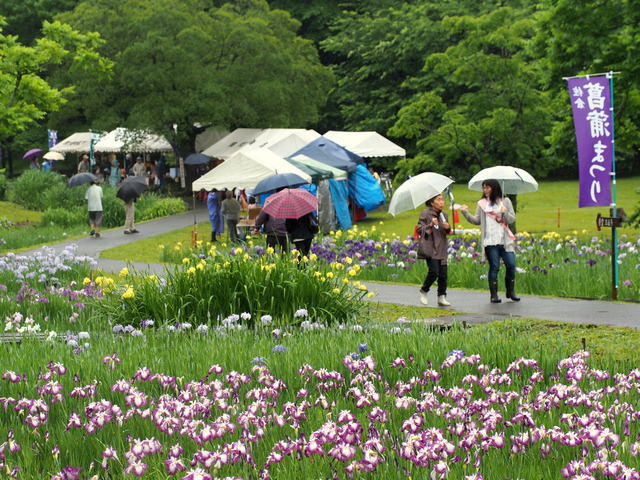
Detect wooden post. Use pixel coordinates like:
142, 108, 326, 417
557, 207, 561, 228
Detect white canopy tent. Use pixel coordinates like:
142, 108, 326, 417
192, 148, 312, 192
201, 128, 320, 160
323, 131, 406, 158
94, 128, 173, 153
50, 132, 105, 154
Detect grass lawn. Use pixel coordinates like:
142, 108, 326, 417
368, 176, 640, 239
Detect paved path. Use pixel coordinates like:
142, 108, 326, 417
20, 205, 640, 329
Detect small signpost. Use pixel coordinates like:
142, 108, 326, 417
596, 213, 622, 230
595, 208, 627, 300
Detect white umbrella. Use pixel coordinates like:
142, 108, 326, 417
468, 166, 538, 194
388, 172, 454, 216
43, 151, 65, 161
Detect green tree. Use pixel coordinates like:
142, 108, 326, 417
389, 7, 551, 182
533, 0, 640, 177
0, 16, 111, 174
49, 0, 334, 156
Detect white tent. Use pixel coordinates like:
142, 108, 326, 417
50, 132, 105, 154
324, 131, 406, 158
201, 128, 320, 159
192, 148, 312, 192
94, 128, 173, 153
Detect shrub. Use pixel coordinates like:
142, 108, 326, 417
41, 207, 86, 228
95, 248, 370, 327
136, 193, 188, 221
6, 170, 67, 210
0, 170, 7, 200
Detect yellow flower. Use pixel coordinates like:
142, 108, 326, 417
309, 253, 317, 261
234, 247, 244, 255
186, 267, 196, 275
174, 245, 181, 251
379, 221, 385, 225
348, 269, 357, 276
367, 292, 375, 298
147, 275, 158, 283
326, 272, 334, 278
314, 271, 322, 277
375, 243, 381, 249
243, 254, 250, 261
196, 263, 204, 271
121, 287, 134, 299
83, 277, 91, 285
266, 247, 275, 255
342, 278, 349, 284
344, 257, 353, 265
182, 258, 190, 264
224, 261, 231, 268
359, 284, 367, 290
119, 267, 129, 277
158, 245, 165, 250
333, 288, 341, 294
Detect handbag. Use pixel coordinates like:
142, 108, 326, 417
308, 214, 319, 234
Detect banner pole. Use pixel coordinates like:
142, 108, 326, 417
608, 71, 618, 300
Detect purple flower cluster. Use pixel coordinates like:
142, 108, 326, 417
2, 349, 640, 478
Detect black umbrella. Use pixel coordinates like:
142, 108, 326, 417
184, 153, 210, 165
67, 172, 98, 188
252, 173, 310, 196
117, 176, 148, 202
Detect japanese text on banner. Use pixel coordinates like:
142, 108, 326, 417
567, 76, 612, 208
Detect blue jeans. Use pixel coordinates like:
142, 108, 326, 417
485, 245, 516, 281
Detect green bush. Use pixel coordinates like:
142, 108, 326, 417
0, 170, 7, 200
41, 183, 86, 211
41, 206, 86, 228
136, 193, 188, 221
6, 170, 67, 210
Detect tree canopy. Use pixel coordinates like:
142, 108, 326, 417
48, 0, 334, 155
0, 16, 111, 172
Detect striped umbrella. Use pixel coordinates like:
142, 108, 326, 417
261, 188, 318, 219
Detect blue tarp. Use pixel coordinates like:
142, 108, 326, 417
291, 136, 362, 173
328, 179, 352, 229
349, 164, 386, 212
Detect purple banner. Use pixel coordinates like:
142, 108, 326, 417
567, 76, 612, 208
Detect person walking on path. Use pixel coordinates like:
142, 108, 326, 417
285, 212, 318, 260
416, 194, 451, 306
253, 210, 288, 254
85, 180, 103, 238
123, 198, 139, 235
460, 179, 520, 303
221, 190, 241, 243
207, 189, 224, 242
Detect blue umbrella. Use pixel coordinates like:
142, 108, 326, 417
252, 173, 310, 196
184, 153, 210, 165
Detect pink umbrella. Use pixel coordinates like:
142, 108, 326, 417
262, 188, 318, 219
23, 148, 44, 161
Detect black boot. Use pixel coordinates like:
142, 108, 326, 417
506, 277, 521, 301
489, 280, 501, 303
211, 232, 217, 242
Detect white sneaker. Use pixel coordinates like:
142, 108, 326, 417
438, 295, 451, 306
420, 290, 429, 305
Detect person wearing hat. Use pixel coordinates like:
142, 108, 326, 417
132, 156, 147, 177
78, 155, 90, 173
